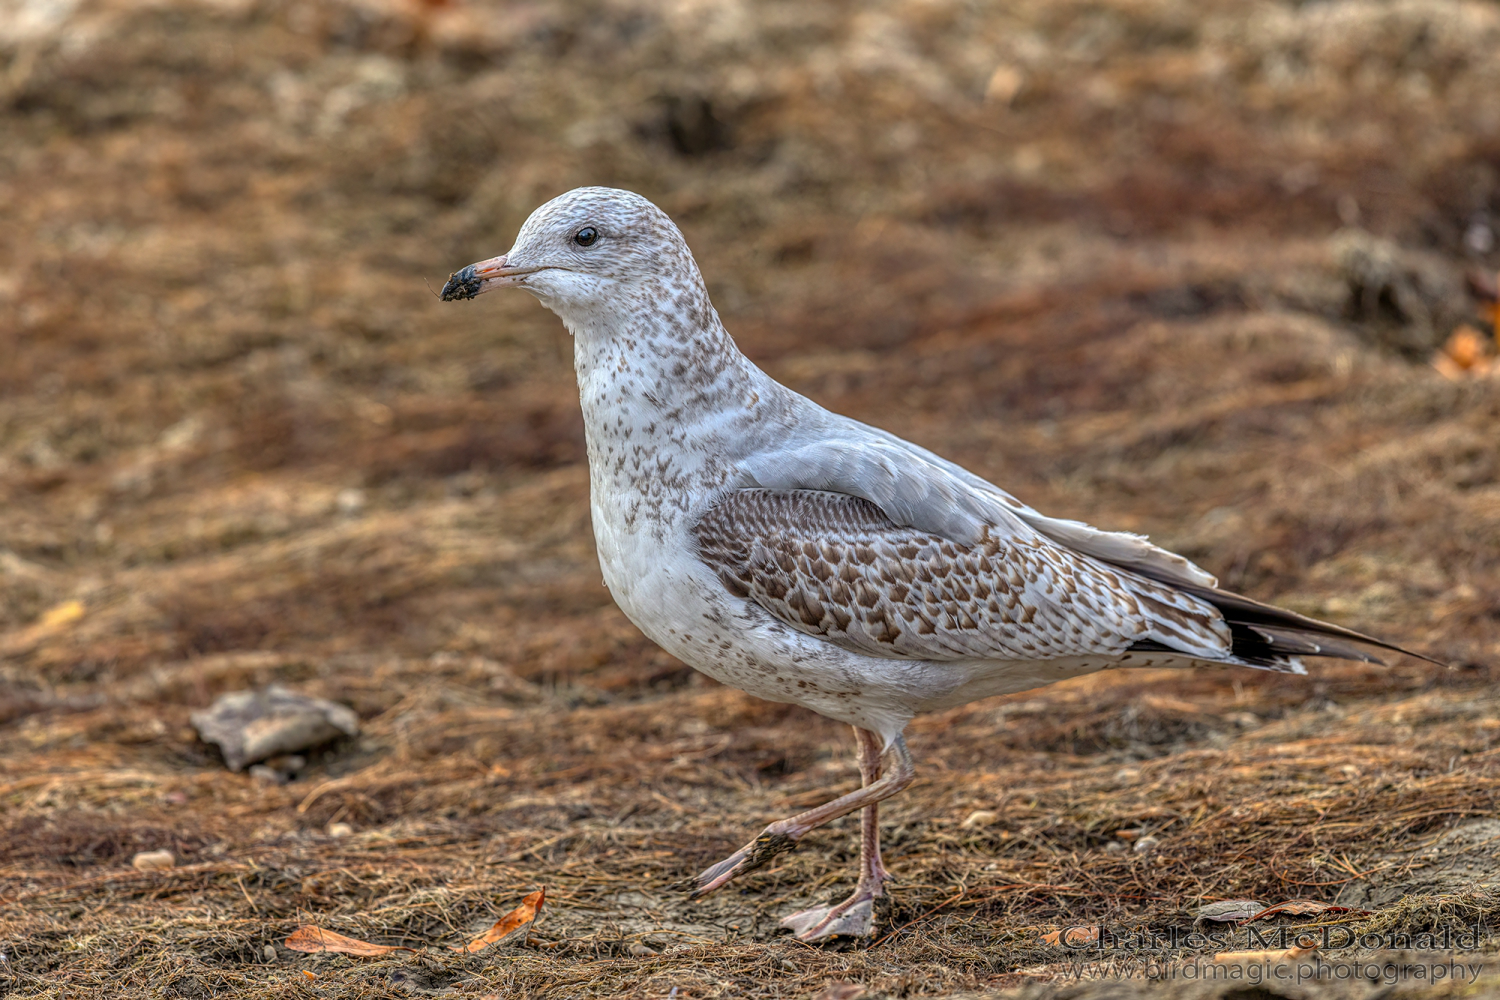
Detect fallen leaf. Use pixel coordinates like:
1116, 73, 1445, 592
1248, 899, 1369, 920
1433, 325, 1492, 378
302, 970, 317, 980
1041, 925, 1099, 946
284, 926, 416, 957
1214, 943, 1317, 964
454, 888, 545, 953
1196, 899, 1267, 922
1433, 353, 1467, 380
39, 600, 85, 628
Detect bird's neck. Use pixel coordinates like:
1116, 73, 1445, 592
559, 294, 797, 528
567, 294, 768, 439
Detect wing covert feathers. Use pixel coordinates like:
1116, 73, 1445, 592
694, 489, 1231, 663
694, 489, 1430, 671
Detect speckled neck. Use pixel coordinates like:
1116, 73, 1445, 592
567, 286, 748, 423
556, 277, 797, 537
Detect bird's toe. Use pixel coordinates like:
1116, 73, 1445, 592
690, 828, 799, 898
781, 898, 876, 942
690, 849, 749, 897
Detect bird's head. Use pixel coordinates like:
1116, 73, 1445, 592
440, 186, 703, 323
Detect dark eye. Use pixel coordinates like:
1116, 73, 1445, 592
574, 227, 598, 247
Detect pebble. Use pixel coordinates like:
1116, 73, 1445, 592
262, 945, 277, 963
327, 822, 354, 837
1133, 835, 1160, 854
132, 850, 175, 870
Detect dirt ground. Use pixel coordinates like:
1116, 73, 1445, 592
4, 0, 1500, 996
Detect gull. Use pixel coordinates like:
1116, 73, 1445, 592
441, 186, 1432, 942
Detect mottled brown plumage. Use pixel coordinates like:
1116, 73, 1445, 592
694, 488, 1235, 662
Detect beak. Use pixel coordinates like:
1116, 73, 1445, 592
440, 254, 534, 301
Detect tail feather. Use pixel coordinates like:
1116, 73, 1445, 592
1127, 574, 1441, 670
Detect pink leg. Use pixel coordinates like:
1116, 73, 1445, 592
690, 730, 913, 910
780, 728, 897, 941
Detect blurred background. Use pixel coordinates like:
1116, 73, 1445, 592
3, 0, 1500, 995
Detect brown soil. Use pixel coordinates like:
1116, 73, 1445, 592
3, 0, 1500, 996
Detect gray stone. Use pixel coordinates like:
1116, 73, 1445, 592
190, 684, 359, 772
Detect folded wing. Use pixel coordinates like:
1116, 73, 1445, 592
742, 424, 1219, 590
729, 422, 1433, 670
694, 489, 1233, 663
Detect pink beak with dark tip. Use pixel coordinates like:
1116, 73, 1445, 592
439, 254, 533, 301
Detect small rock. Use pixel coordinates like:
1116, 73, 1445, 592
1103, 841, 1126, 853
132, 850, 175, 870
1196, 899, 1267, 923
262, 944, 277, 963
191, 684, 359, 772
780, 959, 799, 972
327, 822, 354, 838
960, 809, 1000, 829
335, 487, 366, 515
248, 765, 286, 785
1133, 835, 1160, 855
984, 64, 1024, 105
627, 942, 659, 957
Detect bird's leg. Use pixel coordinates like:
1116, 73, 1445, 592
690, 731, 913, 900
780, 727, 896, 941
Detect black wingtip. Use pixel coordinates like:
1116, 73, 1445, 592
1124, 569, 1442, 668
1185, 580, 1440, 667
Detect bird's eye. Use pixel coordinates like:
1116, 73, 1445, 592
574, 227, 598, 247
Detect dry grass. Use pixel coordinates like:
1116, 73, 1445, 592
4, 0, 1500, 995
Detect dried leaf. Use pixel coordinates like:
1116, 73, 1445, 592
284, 926, 416, 957
39, 600, 85, 629
1196, 900, 1266, 922
1249, 899, 1369, 920
1214, 944, 1317, 964
1041, 925, 1099, 946
454, 888, 545, 953
1434, 325, 1492, 378
302, 970, 318, 980
1433, 353, 1467, 380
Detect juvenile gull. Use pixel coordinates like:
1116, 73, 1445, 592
441, 187, 1432, 942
